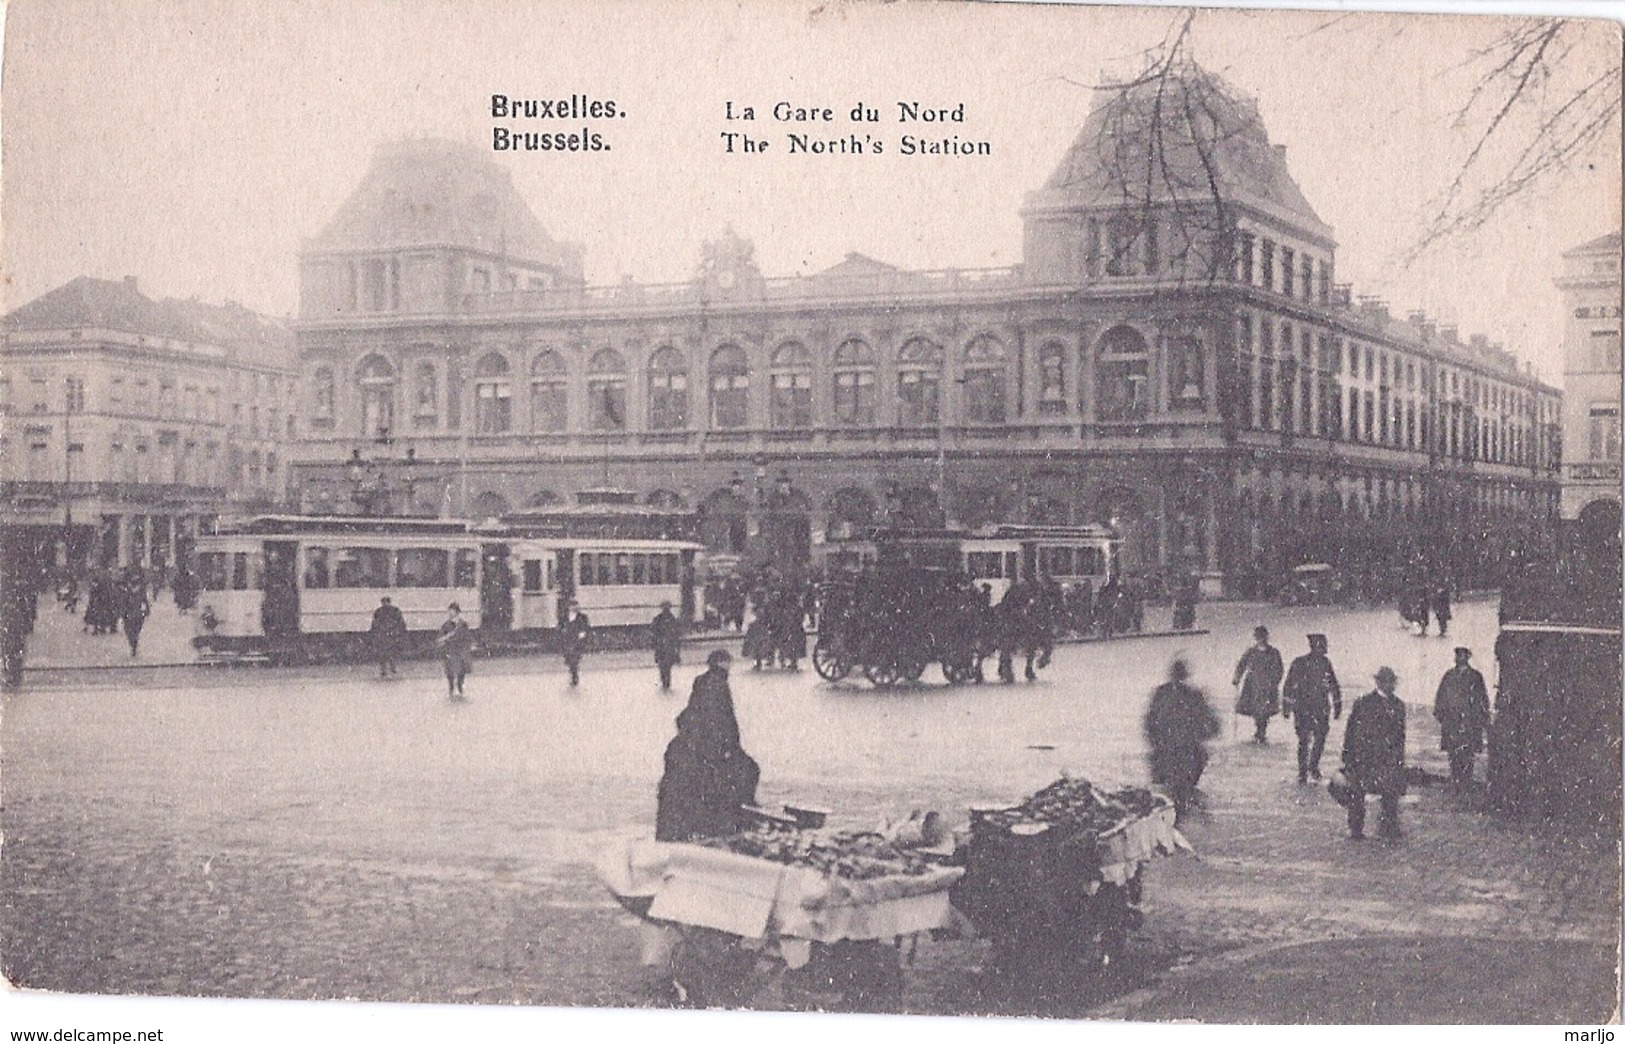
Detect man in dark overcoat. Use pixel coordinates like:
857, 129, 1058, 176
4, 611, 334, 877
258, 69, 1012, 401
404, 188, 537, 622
559, 601, 591, 686
651, 600, 683, 691
1281, 633, 1342, 782
1433, 647, 1490, 784
1232, 625, 1284, 742
370, 595, 407, 678
1341, 666, 1407, 840
1144, 657, 1220, 824
1431, 582, 1453, 638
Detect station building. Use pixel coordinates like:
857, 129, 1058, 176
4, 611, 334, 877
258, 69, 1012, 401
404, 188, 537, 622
0, 277, 296, 576
289, 68, 1561, 593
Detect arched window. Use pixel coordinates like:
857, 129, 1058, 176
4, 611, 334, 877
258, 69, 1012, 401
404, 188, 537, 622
474, 353, 512, 434
1095, 327, 1149, 423
709, 345, 749, 430
832, 339, 876, 426
356, 354, 395, 437
961, 336, 1006, 424
311, 365, 336, 425
413, 361, 438, 429
897, 339, 941, 427
770, 342, 812, 429
587, 349, 627, 431
529, 351, 567, 433
647, 346, 689, 430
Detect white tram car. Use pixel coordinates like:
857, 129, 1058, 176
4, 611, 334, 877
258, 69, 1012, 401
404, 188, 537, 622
880, 523, 1121, 602
193, 514, 703, 662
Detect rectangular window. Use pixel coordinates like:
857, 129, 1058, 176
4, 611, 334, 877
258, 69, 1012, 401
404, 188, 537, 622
522, 559, 543, 593
596, 554, 614, 586
709, 376, 748, 430
1589, 405, 1621, 460
65, 377, 85, 414
615, 553, 632, 585
1281, 248, 1295, 296
1260, 239, 1275, 291
454, 549, 479, 588
631, 553, 648, 585
334, 547, 391, 588
1236, 233, 1255, 284
199, 552, 229, 591
577, 553, 596, 587
396, 548, 450, 588
963, 370, 1005, 424
1300, 256, 1314, 301
1591, 330, 1622, 371
304, 547, 331, 589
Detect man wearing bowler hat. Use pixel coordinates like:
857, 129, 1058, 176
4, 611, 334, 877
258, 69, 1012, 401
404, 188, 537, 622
1433, 647, 1490, 784
1341, 665, 1408, 840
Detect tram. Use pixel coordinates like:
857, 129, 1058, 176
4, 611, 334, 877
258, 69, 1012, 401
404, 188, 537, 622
879, 524, 1121, 602
192, 509, 704, 663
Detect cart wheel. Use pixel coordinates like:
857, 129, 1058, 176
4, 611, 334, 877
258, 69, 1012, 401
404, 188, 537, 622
812, 637, 850, 681
863, 660, 901, 688
942, 660, 968, 685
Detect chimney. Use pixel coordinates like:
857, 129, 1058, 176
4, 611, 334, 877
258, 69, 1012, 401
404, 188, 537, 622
1440, 325, 1459, 343
1469, 334, 1488, 352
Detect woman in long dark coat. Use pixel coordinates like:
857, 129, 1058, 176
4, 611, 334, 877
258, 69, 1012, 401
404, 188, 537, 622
1145, 658, 1220, 824
656, 649, 760, 842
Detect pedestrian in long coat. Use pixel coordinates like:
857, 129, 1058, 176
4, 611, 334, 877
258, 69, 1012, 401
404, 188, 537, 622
1281, 633, 1342, 782
119, 571, 150, 658
651, 600, 683, 691
1433, 647, 1490, 783
772, 589, 806, 670
1411, 583, 1433, 635
1431, 583, 1453, 638
559, 603, 591, 686
1232, 625, 1284, 742
370, 595, 407, 678
656, 649, 760, 842
435, 602, 474, 699
1340, 667, 1407, 840
1144, 658, 1220, 824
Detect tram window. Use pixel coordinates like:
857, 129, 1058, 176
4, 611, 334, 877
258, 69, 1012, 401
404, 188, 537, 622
1078, 547, 1105, 576
1004, 552, 1018, 580
453, 548, 478, 588
198, 552, 228, 591
658, 554, 675, 584
334, 547, 390, 588
631, 553, 648, 585
304, 547, 330, 589
230, 552, 262, 591
546, 559, 555, 589
596, 554, 614, 586
965, 551, 1003, 579
615, 553, 631, 584
396, 548, 450, 588
576, 553, 593, 586
522, 560, 543, 592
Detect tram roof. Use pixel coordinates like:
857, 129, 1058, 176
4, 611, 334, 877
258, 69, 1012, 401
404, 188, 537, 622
211, 514, 476, 537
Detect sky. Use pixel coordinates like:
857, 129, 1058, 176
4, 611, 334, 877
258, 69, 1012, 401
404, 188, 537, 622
3, 1, 1620, 383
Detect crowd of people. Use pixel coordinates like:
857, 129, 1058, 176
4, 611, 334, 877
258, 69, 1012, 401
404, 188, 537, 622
1147, 624, 1492, 841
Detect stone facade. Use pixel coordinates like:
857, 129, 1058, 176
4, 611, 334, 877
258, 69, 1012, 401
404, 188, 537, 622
290, 70, 1561, 592
1, 277, 296, 575
1555, 231, 1623, 528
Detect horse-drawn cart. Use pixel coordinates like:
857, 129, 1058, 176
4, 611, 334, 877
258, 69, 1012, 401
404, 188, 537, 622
812, 567, 985, 687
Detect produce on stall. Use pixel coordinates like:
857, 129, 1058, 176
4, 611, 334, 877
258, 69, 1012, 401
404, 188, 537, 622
597, 808, 966, 1010
951, 776, 1187, 977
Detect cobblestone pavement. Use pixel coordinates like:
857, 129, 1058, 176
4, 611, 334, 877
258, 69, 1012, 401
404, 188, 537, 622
3, 598, 1617, 1024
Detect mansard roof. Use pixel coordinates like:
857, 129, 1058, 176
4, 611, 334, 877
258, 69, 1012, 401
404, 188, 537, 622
4, 276, 292, 365
1039, 63, 1331, 241
307, 138, 582, 277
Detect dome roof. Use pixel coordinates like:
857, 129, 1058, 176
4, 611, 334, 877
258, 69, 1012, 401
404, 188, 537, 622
308, 139, 581, 275
1040, 65, 1330, 240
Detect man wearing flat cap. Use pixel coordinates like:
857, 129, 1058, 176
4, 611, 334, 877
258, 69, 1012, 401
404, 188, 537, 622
1433, 647, 1491, 785
1282, 634, 1342, 783
1340, 666, 1407, 840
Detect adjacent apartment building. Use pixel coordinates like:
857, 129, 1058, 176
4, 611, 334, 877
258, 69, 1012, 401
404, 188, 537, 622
0, 276, 297, 576
1555, 231, 1623, 532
